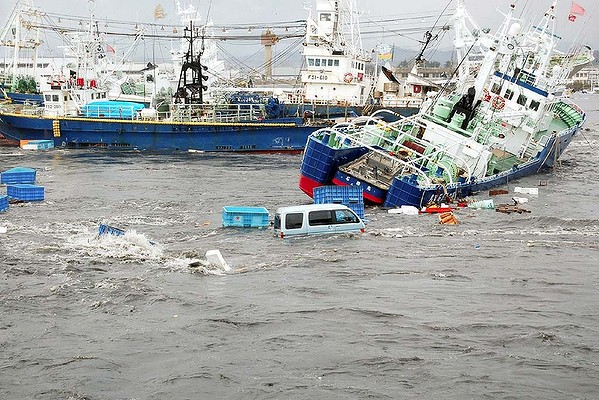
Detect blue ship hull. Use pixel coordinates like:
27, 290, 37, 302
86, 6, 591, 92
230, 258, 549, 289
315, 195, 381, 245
299, 126, 580, 208
0, 113, 317, 152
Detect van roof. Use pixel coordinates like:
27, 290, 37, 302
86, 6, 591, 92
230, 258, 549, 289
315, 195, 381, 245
275, 203, 353, 214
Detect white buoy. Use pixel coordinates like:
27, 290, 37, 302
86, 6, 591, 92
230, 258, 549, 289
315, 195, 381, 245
205, 249, 231, 272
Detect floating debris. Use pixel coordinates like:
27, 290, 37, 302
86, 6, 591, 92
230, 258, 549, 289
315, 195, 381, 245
439, 211, 458, 225
205, 249, 231, 272
496, 204, 531, 214
514, 187, 539, 195
98, 223, 126, 237
467, 199, 495, 209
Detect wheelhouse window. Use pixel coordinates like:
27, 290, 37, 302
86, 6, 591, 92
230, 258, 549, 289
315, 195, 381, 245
308, 58, 315, 66
516, 94, 527, 106
529, 100, 540, 111
320, 13, 331, 21
491, 82, 501, 95
504, 89, 514, 101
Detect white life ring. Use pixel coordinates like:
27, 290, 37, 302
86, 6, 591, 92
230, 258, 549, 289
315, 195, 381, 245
492, 95, 505, 110
343, 72, 353, 83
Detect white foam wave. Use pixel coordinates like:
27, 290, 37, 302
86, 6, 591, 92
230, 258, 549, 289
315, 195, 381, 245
161, 256, 226, 276
62, 227, 164, 262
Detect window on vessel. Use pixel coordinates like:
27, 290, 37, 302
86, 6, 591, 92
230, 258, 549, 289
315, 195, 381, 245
320, 13, 331, 21
529, 100, 540, 111
52, 95, 59, 102
285, 213, 303, 229
334, 60, 339, 66
504, 89, 514, 100
491, 82, 501, 95
517, 94, 527, 106
334, 209, 358, 224
328, 59, 333, 67
64, 96, 68, 101
45, 95, 51, 101
308, 58, 315, 66
315, 59, 321, 67
308, 210, 334, 226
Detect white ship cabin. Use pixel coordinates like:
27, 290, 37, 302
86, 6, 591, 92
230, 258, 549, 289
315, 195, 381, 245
300, 0, 373, 106
418, 2, 587, 178
42, 78, 108, 117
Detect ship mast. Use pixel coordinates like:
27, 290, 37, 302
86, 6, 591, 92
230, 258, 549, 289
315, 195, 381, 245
174, 20, 208, 104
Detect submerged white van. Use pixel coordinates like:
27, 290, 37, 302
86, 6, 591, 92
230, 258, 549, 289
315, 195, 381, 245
273, 204, 365, 238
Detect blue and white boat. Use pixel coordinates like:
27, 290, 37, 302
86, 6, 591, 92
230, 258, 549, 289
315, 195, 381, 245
299, 0, 592, 207
0, 7, 323, 152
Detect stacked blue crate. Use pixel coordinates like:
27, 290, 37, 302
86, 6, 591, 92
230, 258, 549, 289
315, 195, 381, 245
222, 206, 270, 227
313, 185, 365, 219
0, 195, 8, 212
7, 184, 45, 201
1, 167, 36, 184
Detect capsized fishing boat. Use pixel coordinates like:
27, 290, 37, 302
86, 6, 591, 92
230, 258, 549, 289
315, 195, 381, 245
0, 11, 325, 152
299, 0, 591, 207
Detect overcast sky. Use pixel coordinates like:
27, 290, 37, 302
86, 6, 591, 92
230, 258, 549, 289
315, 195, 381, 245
1, 0, 597, 58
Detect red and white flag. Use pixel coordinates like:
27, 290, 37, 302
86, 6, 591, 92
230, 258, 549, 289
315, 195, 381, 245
568, 1, 585, 22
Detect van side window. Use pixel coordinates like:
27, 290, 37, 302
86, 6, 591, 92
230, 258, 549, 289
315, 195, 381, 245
308, 210, 333, 226
335, 209, 358, 223
285, 213, 303, 229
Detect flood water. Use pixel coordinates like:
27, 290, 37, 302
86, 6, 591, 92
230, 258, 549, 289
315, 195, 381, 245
1, 95, 598, 399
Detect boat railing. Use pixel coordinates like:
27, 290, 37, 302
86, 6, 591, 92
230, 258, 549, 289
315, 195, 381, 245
168, 103, 266, 123
378, 97, 424, 108
324, 112, 476, 183
334, 119, 477, 185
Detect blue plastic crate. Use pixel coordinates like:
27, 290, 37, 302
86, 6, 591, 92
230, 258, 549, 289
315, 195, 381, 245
222, 206, 270, 227
1, 167, 36, 184
0, 195, 8, 212
7, 184, 44, 201
98, 223, 126, 237
313, 185, 365, 219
